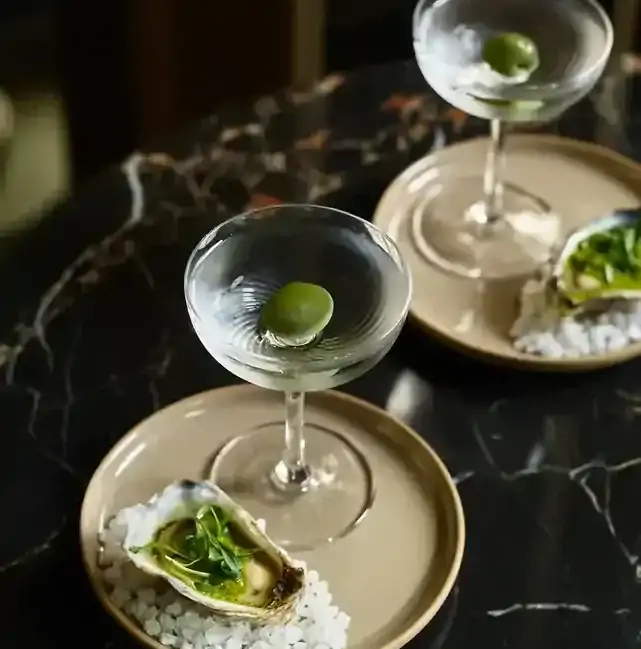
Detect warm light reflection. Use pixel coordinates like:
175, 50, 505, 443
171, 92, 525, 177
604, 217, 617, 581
184, 408, 206, 419
114, 441, 147, 477
385, 368, 429, 422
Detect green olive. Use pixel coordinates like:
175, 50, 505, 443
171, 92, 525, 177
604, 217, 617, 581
482, 32, 540, 78
261, 282, 334, 343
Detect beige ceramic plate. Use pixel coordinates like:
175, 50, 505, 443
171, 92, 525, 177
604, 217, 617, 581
374, 134, 641, 371
80, 385, 465, 649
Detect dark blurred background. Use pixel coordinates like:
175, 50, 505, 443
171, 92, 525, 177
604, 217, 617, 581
0, 0, 636, 236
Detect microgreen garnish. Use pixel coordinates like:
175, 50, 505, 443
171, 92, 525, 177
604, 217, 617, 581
564, 222, 641, 302
133, 505, 253, 595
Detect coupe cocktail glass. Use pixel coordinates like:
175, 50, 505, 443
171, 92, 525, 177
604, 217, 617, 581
413, 0, 613, 279
185, 204, 411, 550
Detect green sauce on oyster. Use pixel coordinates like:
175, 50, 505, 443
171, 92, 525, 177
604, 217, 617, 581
562, 222, 641, 305
130, 504, 277, 607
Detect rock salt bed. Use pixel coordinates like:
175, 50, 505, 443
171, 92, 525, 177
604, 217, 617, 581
511, 276, 641, 358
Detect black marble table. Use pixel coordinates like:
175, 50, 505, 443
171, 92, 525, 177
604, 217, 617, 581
2, 58, 641, 648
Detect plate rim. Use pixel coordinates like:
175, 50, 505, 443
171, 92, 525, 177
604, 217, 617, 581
79, 384, 466, 649
373, 133, 641, 372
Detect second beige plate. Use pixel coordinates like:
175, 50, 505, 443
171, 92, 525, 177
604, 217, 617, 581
374, 134, 641, 371
80, 386, 464, 649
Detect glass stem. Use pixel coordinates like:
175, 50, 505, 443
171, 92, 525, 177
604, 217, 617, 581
482, 119, 507, 227
272, 391, 312, 493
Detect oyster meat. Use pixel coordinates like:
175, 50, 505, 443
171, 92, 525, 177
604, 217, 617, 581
123, 480, 306, 623
553, 208, 641, 309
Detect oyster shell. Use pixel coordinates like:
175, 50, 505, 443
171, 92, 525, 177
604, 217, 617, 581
553, 208, 641, 309
123, 480, 306, 623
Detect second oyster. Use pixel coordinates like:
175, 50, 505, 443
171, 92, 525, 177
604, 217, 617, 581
123, 480, 306, 623
553, 208, 641, 308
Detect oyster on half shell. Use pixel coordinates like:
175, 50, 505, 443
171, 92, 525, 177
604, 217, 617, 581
552, 208, 641, 309
123, 480, 306, 623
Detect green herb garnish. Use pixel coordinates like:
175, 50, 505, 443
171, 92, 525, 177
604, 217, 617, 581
130, 505, 253, 598
564, 223, 641, 303
261, 281, 334, 344
482, 32, 540, 78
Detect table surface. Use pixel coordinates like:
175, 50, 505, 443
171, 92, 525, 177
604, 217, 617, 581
2, 57, 641, 648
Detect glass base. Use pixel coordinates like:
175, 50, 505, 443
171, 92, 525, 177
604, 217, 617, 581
210, 422, 374, 551
411, 175, 561, 279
